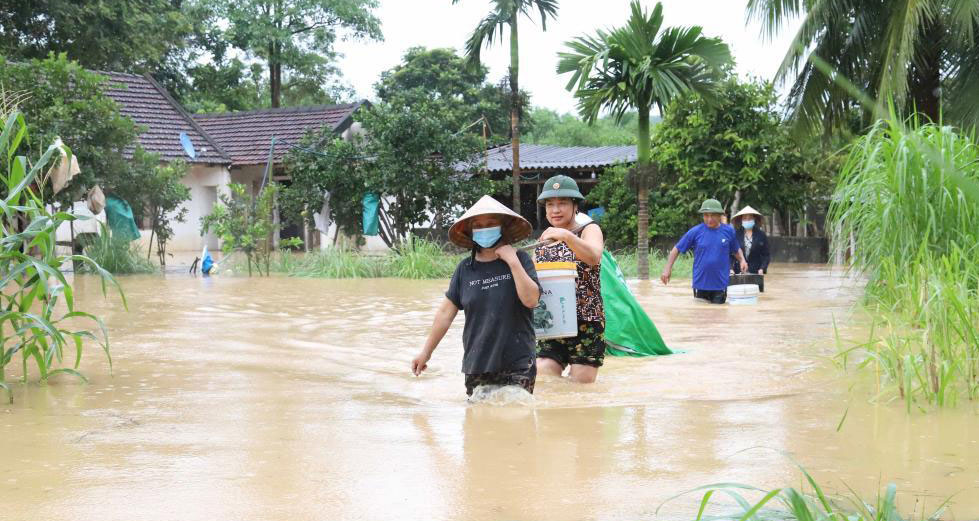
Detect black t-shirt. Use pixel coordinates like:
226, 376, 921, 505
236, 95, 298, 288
445, 250, 541, 374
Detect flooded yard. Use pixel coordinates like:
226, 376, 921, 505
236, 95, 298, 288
0, 265, 976, 520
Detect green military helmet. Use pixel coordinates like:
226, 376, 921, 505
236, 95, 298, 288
698, 198, 724, 214
537, 175, 584, 203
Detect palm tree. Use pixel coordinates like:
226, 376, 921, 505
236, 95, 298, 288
558, 0, 731, 279
746, 0, 979, 132
453, 0, 559, 212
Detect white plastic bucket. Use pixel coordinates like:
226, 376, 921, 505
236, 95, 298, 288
728, 284, 760, 305
533, 262, 578, 339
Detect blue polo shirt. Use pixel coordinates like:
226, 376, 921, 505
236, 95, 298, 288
675, 223, 741, 291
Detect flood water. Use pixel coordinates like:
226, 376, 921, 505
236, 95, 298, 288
1, 265, 977, 520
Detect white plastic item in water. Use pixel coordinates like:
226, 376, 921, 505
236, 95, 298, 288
728, 284, 760, 305
533, 262, 578, 339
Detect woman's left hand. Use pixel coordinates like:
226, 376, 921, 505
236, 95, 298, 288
540, 227, 572, 245
757, 269, 764, 275
494, 244, 519, 265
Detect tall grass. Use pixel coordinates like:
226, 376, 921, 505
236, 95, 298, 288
81, 224, 157, 275
829, 119, 979, 408
223, 240, 697, 281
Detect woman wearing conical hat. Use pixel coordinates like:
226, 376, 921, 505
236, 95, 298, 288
411, 195, 542, 397
731, 206, 770, 276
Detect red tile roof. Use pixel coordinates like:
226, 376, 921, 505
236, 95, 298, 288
101, 72, 231, 164
193, 103, 362, 165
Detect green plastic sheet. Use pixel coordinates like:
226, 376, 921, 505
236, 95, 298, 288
362, 193, 380, 236
105, 195, 141, 242
602, 250, 672, 357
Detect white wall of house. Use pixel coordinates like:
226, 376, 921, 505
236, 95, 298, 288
150, 163, 232, 253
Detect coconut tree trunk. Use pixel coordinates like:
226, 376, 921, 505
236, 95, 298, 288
636, 104, 651, 280
509, 14, 521, 212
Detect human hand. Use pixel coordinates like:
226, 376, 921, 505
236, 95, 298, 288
411, 352, 431, 376
757, 269, 764, 275
660, 269, 671, 285
494, 244, 519, 265
730, 269, 735, 275
540, 227, 571, 245
740, 260, 749, 273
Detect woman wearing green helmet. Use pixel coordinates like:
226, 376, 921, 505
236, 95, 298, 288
534, 175, 606, 384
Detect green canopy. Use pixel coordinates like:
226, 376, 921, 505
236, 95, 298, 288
602, 250, 672, 357
104, 195, 141, 242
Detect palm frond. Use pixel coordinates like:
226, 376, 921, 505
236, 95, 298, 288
462, 9, 510, 68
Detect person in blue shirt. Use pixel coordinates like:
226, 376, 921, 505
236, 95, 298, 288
660, 199, 748, 304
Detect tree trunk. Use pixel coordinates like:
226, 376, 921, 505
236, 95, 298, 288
269, 41, 281, 108
636, 104, 651, 280
909, 19, 942, 122
509, 15, 521, 213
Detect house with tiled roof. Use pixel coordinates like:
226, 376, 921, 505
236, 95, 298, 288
98, 71, 364, 253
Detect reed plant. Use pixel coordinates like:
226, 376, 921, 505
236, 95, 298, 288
829, 118, 979, 408
0, 111, 122, 401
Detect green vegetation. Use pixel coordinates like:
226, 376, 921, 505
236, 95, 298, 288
588, 77, 838, 248
283, 101, 496, 249
202, 183, 292, 277
375, 47, 530, 142
666, 471, 946, 521
81, 225, 157, 275
453, 0, 560, 210
524, 108, 643, 146
0, 111, 122, 401
219, 238, 692, 280
558, 0, 732, 279
829, 118, 979, 408
747, 0, 979, 132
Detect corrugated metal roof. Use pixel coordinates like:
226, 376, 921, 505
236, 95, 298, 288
484, 144, 637, 172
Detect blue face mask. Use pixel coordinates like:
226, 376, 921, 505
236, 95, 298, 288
472, 226, 502, 248
743, 220, 755, 230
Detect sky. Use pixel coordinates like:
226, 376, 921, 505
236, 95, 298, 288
334, 0, 803, 115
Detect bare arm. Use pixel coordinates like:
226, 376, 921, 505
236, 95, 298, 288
496, 245, 541, 308
540, 225, 604, 266
412, 298, 459, 376
734, 249, 748, 273
660, 247, 680, 285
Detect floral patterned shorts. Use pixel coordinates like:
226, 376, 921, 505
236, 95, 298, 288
537, 321, 606, 368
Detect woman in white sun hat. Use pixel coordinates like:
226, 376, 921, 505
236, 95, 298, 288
731, 205, 770, 275
411, 196, 542, 397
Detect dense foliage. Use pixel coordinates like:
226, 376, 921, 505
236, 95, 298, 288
524, 108, 645, 146
588, 77, 836, 248
283, 101, 496, 248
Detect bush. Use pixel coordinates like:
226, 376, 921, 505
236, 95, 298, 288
81, 225, 157, 275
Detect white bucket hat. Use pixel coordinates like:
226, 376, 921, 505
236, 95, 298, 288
448, 195, 532, 249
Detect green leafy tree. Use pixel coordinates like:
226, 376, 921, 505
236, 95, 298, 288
0, 0, 194, 74
0, 54, 138, 211
209, 0, 382, 107
453, 0, 559, 211
557, 0, 732, 279
281, 137, 365, 242
747, 0, 979, 131
201, 183, 286, 276
589, 77, 839, 249
284, 100, 497, 248
525, 108, 647, 146
375, 47, 531, 140
116, 151, 192, 267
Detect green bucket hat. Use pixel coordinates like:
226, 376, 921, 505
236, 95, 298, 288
698, 198, 724, 214
537, 175, 584, 203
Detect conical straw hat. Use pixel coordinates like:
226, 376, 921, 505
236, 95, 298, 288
732, 205, 762, 219
448, 195, 532, 249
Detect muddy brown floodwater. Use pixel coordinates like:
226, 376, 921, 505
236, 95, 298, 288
0, 265, 977, 520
